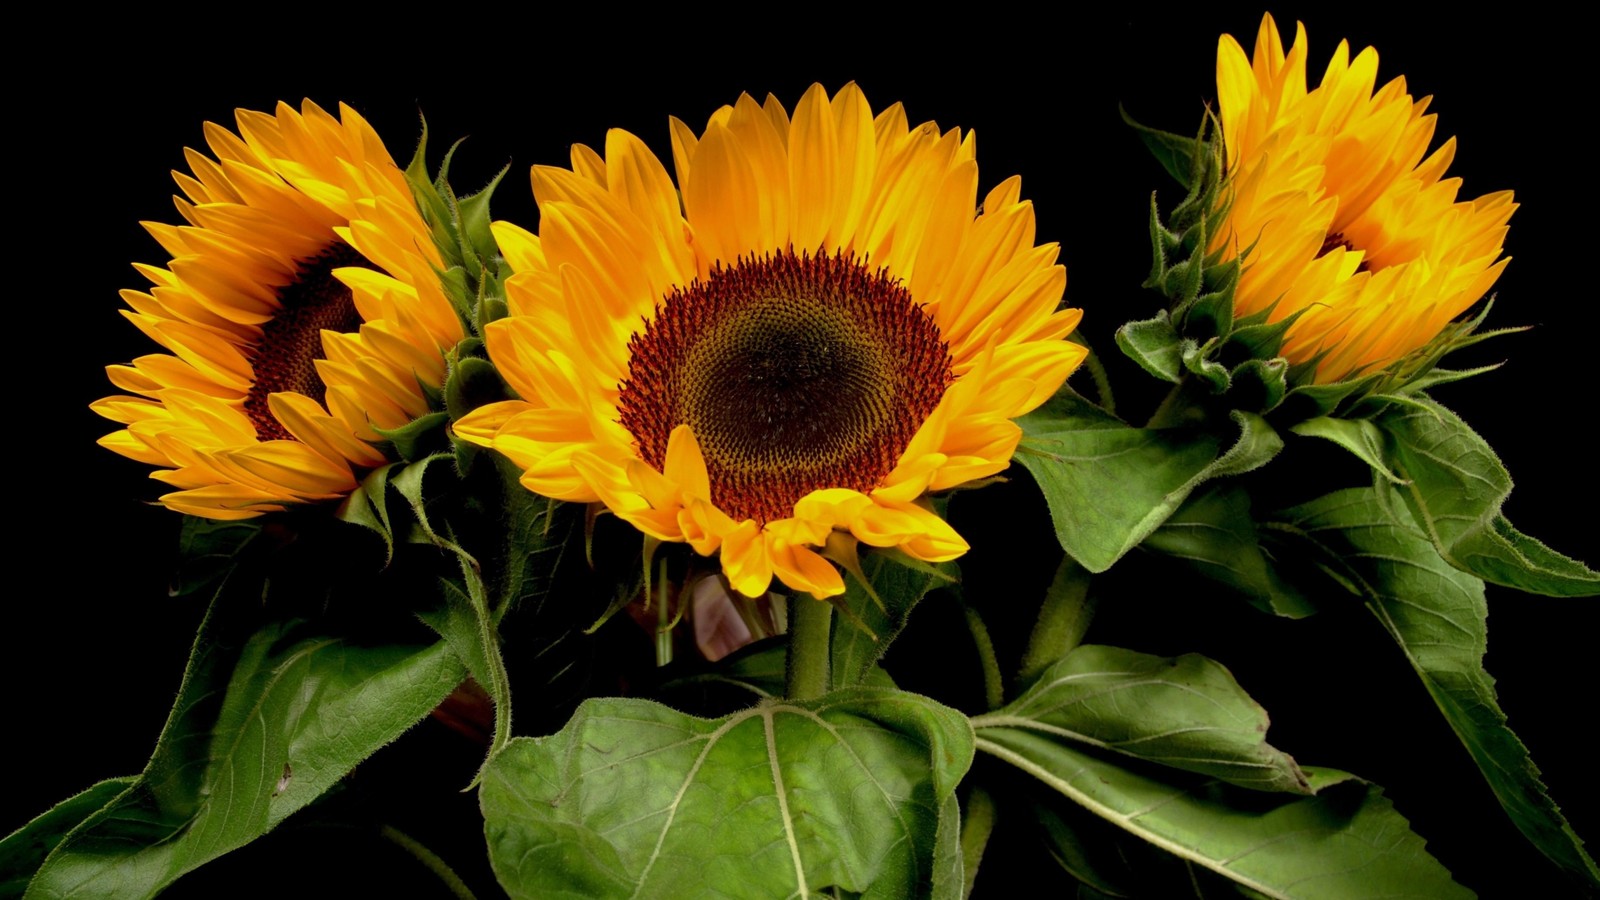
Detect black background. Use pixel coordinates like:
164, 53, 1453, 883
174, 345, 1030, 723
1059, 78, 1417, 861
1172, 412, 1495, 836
11, 8, 1597, 897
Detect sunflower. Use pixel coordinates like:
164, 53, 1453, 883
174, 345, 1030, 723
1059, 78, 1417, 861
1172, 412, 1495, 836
455, 83, 1085, 599
93, 100, 464, 519
1213, 15, 1515, 383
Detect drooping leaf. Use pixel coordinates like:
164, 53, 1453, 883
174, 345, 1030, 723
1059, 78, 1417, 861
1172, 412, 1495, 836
25, 592, 464, 899
976, 645, 1308, 793
1016, 401, 1281, 573
480, 689, 974, 899
1375, 398, 1598, 596
170, 517, 261, 596
1143, 483, 1315, 618
977, 729, 1468, 899
831, 551, 951, 688
1015, 401, 1220, 573
1, 778, 135, 897
1278, 488, 1599, 887
1290, 416, 1405, 483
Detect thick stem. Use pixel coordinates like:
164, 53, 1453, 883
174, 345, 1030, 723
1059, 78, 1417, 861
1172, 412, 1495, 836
1018, 557, 1096, 686
785, 594, 834, 700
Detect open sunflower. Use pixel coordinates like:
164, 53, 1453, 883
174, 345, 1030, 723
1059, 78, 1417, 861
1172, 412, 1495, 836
94, 100, 463, 519
455, 83, 1085, 599
1214, 15, 1515, 383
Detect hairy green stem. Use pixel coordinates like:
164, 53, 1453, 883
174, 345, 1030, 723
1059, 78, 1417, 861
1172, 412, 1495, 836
962, 602, 1005, 711
380, 825, 478, 900
785, 594, 834, 700
1018, 557, 1096, 686
960, 786, 998, 898
1070, 329, 1116, 417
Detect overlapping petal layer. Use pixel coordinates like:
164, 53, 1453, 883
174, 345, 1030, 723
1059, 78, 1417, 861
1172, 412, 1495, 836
1214, 15, 1514, 383
457, 84, 1085, 597
95, 101, 462, 518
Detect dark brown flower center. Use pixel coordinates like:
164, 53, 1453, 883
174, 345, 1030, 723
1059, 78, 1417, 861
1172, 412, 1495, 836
243, 243, 365, 442
617, 249, 954, 524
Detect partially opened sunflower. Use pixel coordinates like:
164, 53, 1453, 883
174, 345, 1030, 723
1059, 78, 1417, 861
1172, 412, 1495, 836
94, 101, 463, 519
1215, 15, 1515, 383
456, 84, 1085, 599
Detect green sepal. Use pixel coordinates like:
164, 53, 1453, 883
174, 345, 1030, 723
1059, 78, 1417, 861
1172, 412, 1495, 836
1181, 338, 1230, 392
444, 355, 510, 421
1276, 489, 1599, 885
1114, 310, 1183, 383
335, 463, 397, 563
479, 689, 975, 899
373, 411, 450, 464
1373, 396, 1598, 596
1143, 483, 1315, 618
1121, 105, 1207, 189
1227, 357, 1288, 412
1182, 257, 1241, 343
455, 164, 509, 271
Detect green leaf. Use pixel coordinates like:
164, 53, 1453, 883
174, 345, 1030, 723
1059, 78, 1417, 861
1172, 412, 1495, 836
930, 792, 964, 900
1, 778, 135, 897
170, 517, 260, 596
1279, 488, 1600, 887
1031, 799, 1137, 897
1114, 312, 1184, 383
1143, 484, 1315, 618
976, 645, 1309, 793
480, 689, 975, 899
1016, 405, 1279, 574
977, 730, 1469, 899
26, 596, 464, 899
831, 552, 949, 688
1290, 416, 1405, 484
1016, 402, 1221, 573
1375, 398, 1598, 596
456, 165, 509, 268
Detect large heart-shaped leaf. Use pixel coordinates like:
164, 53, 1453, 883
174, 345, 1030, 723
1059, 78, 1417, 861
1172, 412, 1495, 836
976, 644, 1308, 793
977, 728, 1468, 898
480, 688, 974, 898
1278, 488, 1599, 887
24, 598, 463, 899
1375, 398, 1597, 597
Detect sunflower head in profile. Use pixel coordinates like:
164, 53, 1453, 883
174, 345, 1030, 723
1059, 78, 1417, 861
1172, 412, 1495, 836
93, 100, 464, 519
455, 83, 1086, 599
1213, 14, 1515, 384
